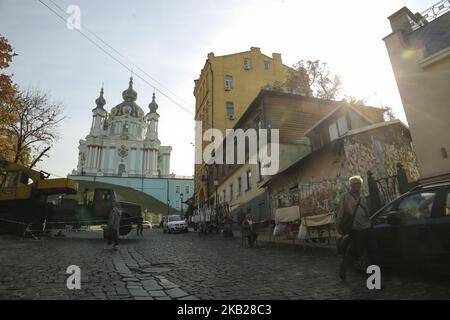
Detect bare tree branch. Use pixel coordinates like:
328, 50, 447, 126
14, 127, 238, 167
29, 146, 51, 169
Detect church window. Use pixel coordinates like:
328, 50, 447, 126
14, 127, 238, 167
123, 123, 129, 133
118, 164, 126, 176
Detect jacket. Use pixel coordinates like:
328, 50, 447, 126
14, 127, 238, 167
336, 191, 371, 234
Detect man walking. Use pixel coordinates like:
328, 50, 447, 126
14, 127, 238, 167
336, 176, 372, 280
106, 202, 122, 250
137, 215, 144, 236
242, 213, 258, 247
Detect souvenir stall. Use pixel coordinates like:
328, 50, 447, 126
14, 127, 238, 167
273, 205, 301, 240
297, 212, 337, 245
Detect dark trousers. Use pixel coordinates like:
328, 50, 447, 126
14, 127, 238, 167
137, 224, 143, 236
107, 229, 119, 246
342, 229, 374, 271
248, 231, 258, 245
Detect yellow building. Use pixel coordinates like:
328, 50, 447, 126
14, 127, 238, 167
193, 47, 290, 206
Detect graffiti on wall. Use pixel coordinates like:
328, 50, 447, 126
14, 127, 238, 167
270, 128, 421, 218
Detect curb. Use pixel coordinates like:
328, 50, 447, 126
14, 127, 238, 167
259, 239, 338, 255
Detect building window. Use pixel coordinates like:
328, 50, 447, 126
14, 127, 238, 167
185, 185, 190, 194
123, 123, 129, 133
246, 170, 252, 191
225, 75, 233, 91
243, 58, 251, 70
226, 102, 235, 120
328, 122, 339, 141
337, 116, 349, 136
176, 185, 180, 194
237, 177, 242, 197
264, 61, 270, 70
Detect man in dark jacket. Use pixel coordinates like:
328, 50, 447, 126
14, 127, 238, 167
137, 215, 144, 236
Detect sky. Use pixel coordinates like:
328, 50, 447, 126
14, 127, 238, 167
0, 0, 439, 177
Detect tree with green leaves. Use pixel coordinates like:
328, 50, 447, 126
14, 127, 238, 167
263, 59, 342, 101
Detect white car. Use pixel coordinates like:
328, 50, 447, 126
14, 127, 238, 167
163, 215, 188, 233
142, 221, 152, 229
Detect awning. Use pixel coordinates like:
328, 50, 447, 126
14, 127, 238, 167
275, 206, 301, 223
303, 213, 335, 227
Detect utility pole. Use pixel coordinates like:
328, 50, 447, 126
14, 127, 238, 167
180, 193, 184, 218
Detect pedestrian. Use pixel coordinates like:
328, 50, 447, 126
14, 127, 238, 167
242, 213, 258, 247
137, 215, 143, 236
336, 175, 372, 280
106, 202, 122, 250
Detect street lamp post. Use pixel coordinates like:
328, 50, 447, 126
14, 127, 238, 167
167, 199, 170, 216
180, 193, 184, 218
214, 179, 219, 234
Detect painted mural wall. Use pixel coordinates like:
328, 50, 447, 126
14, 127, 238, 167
269, 124, 421, 218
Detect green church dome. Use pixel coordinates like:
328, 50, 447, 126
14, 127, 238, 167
110, 77, 145, 118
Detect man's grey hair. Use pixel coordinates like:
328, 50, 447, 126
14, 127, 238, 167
349, 175, 364, 184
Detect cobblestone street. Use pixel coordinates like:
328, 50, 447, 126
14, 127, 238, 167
1, 228, 450, 300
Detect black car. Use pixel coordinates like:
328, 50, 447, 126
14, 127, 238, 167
370, 180, 450, 271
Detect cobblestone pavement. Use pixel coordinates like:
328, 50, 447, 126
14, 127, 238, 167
1, 229, 450, 300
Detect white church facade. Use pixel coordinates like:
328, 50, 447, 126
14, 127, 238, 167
76, 77, 171, 177
71, 78, 193, 212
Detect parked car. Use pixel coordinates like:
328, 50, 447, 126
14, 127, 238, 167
142, 221, 152, 229
163, 215, 188, 233
370, 180, 450, 272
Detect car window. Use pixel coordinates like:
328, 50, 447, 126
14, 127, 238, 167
373, 203, 395, 225
168, 216, 183, 222
397, 191, 436, 220
446, 190, 450, 216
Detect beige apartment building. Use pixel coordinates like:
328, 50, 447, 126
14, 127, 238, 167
193, 47, 290, 206
383, 3, 450, 181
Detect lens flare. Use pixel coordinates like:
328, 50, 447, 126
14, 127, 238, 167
402, 49, 416, 59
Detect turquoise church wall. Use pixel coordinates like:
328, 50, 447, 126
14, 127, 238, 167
70, 175, 194, 214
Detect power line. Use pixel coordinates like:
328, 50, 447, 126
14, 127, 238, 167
47, 0, 194, 110
37, 0, 194, 116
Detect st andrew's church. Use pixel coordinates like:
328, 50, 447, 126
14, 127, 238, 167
76, 77, 171, 177
72, 77, 193, 212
